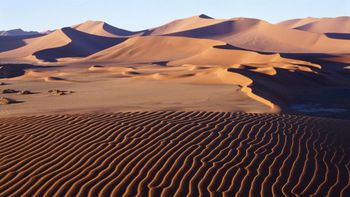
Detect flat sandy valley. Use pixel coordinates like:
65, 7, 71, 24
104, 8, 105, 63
1, 15, 350, 196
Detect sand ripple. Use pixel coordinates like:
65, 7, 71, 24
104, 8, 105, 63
0, 112, 349, 196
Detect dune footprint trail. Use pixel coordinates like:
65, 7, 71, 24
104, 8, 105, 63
0, 112, 349, 196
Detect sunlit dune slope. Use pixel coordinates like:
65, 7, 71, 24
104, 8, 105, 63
0, 28, 127, 62
278, 17, 350, 34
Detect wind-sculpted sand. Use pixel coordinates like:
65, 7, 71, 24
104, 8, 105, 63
0, 111, 349, 196
1, 15, 350, 197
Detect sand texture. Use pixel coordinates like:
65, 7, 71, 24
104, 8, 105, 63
0, 111, 349, 196
1, 15, 350, 197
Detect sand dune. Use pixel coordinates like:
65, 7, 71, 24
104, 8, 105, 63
33, 28, 127, 62
146, 14, 225, 35
163, 17, 350, 53
85, 35, 312, 66
1, 15, 350, 63
0, 29, 72, 61
0, 34, 44, 53
0, 28, 127, 62
0, 111, 349, 196
277, 17, 320, 29
82, 35, 325, 110
0, 21, 132, 57
85, 36, 219, 63
72, 20, 142, 37
0, 15, 349, 117
278, 17, 350, 34
0, 15, 350, 197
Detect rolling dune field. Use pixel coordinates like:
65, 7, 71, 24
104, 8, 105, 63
1, 14, 350, 196
0, 111, 349, 196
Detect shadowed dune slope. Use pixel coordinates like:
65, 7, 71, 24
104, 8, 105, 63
33, 27, 127, 62
0, 34, 44, 53
1, 16, 350, 62
279, 17, 350, 34
73, 20, 141, 37
0, 29, 72, 60
0, 111, 349, 196
86, 36, 227, 63
277, 17, 321, 29
163, 18, 350, 53
0, 28, 127, 62
146, 14, 225, 35
85, 36, 304, 65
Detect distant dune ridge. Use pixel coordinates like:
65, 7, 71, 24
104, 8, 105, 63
1, 15, 350, 61
0, 27, 127, 62
0, 29, 42, 37
72, 20, 142, 37
278, 16, 350, 33
0, 112, 349, 196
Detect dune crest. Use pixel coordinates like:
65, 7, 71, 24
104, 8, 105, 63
165, 17, 350, 53
73, 20, 142, 37
0, 15, 350, 197
279, 16, 350, 33
0, 28, 128, 62
147, 15, 225, 35
0, 15, 349, 118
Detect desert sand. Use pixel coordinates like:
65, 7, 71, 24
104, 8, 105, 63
0, 112, 349, 196
0, 15, 350, 196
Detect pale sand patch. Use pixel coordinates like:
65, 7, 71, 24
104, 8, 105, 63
0, 76, 271, 117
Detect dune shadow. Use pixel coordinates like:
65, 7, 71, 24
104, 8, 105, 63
0, 34, 43, 52
213, 44, 276, 55
102, 23, 143, 37
228, 55, 350, 119
325, 33, 350, 40
0, 64, 62, 78
138, 29, 154, 36
33, 28, 128, 62
152, 61, 169, 66
214, 44, 244, 50
280, 52, 350, 74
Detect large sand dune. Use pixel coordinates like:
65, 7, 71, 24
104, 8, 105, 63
2, 15, 350, 63
0, 29, 72, 61
72, 20, 142, 37
85, 35, 296, 65
0, 15, 350, 197
0, 15, 349, 118
0, 111, 349, 196
0, 34, 44, 53
146, 14, 225, 35
163, 18, 350, 53
33, 28, 127, 62
278, 16, 350, 34
0, 28, 127, 62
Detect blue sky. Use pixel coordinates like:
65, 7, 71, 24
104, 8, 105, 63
1, 0, 349, 31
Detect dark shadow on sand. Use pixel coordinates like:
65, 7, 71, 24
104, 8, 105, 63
228, 53, 350, 119
0, 34, 44, 52
325, 33, 350, 40
33, 28, 128, 62
0, 64, 62, 78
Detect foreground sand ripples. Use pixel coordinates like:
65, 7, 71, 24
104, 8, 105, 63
0, 111, 349, 196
